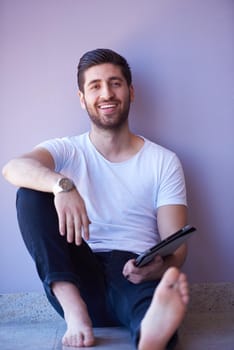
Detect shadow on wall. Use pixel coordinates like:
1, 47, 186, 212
130, 76, 163, 140
184, 159, 226, 283
123, 32, 232, 282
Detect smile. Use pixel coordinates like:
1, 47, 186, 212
98, 103, 117, 110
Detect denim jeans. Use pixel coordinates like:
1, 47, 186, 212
16, 188, 177, 349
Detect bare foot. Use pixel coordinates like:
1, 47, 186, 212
62, 299, 95, 347
52, 281, 95, 347
138, 267, 189, 350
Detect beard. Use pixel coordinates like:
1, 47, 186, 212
84, 95, 131, 131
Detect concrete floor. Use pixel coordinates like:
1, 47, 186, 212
1, 313, 234, 350
1, 282, 234, 349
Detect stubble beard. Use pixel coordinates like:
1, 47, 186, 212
84, 96, 131, 131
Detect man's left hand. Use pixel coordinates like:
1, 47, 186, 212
122, 255, 164, 284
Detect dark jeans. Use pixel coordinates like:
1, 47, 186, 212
16, 188, 177, 349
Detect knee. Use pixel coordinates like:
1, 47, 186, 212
16, 187, 54, 212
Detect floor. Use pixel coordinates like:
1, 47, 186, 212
1, 282, 234, 349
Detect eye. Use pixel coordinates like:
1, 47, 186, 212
111, 81, 121, 87
90, 83, 100, 91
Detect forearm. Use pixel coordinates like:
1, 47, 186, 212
156, 205, 188, 278
158, 244, 187, 278
3, 151, 91, 245
2, 157, 60, 192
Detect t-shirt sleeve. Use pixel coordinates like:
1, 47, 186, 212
156, 153, 187, 208
35, 138, 74, 173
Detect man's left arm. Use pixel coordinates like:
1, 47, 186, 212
155, 203, 188, 271
122, 204, 187, 284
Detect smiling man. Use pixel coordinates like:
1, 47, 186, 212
2, 48, 189, 350
79, 64, 133, 130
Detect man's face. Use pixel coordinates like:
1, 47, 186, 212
79, 63, 134, 130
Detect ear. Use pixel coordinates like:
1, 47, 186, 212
78, 90, 86, 110
129, 85, 134, 102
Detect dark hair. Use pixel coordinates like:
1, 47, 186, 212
77, 48, 132, 92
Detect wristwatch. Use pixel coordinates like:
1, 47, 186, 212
53, 177, 75, 195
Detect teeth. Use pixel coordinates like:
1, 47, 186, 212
99, 104, 116, 109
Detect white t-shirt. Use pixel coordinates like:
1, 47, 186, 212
37, 132, 187, 254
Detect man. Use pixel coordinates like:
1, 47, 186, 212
2, 48, 189, 349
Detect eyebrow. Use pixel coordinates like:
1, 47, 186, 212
87, 76, 124, 87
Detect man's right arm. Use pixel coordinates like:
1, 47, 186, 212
2, 148, 60, 192
2, 148, 90, 245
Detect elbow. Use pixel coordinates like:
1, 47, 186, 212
2, 162, 9, 180
2, 159, 16, 183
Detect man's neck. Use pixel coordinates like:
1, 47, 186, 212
89, 124, 144, 163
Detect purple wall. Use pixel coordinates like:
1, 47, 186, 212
1, 0, 233, 292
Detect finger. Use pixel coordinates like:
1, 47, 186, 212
81, 213, 91, 241
123, 268, 129, 278
127, 274, 142, 284
58, 212, 66, 236
74, 216, 82, 246
122, 260, 131, 277
66, 213, 75, 243
123, 259, 137, 278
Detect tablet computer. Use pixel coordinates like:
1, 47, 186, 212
135, 224, 196, 267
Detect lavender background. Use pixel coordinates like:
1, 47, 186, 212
1, 0, 233, 292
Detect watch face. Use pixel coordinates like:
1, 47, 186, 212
59, 178, 74, 192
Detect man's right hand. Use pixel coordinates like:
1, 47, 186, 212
2, 147, 91, 245
54, 189, 91, 245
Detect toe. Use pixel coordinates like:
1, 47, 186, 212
162, 267, 180, 288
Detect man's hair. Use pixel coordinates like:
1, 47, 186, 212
77, 48, 132, 92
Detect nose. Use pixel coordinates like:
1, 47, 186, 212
100, 83, 114, 99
